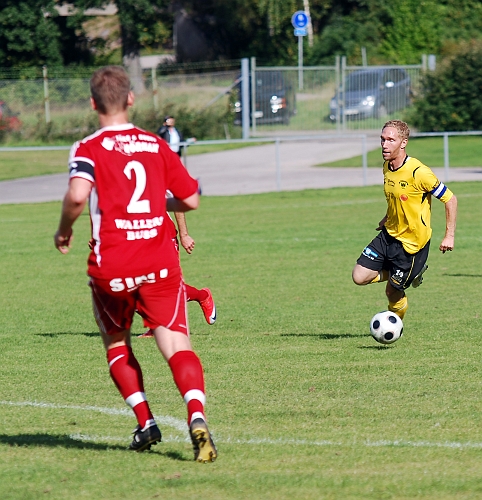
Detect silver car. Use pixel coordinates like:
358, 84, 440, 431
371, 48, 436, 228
329, 68, 412, 121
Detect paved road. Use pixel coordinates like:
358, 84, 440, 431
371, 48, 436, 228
0, 136, 481, 204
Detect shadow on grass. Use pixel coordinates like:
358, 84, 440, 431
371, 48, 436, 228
358, 345, 395, 350
36, 332, 100, 338
37, 331, 211, 339
0, 433, 126, 451
281, 333, 367, 339
443, 273, 482, 278
0, 434, 191, 460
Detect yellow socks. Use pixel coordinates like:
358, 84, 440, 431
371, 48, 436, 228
370, 269, 389, 284
388, 295, 408, 320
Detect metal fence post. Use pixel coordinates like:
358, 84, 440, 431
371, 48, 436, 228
298, 36, 304, 90
241, 58, 250, 140
42, 66, 51, 124
421, 54, 428, 72
341, 56, 346, 131
335, 55, 340, 132
443, 133, 450, 181
250, 57, 256, 135
151, 67, 159, 112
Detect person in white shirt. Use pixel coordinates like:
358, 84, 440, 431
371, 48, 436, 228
157, 115, 184, 156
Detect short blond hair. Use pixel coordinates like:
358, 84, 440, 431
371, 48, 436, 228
382, 120, 410, 141
90, 66, 131, 115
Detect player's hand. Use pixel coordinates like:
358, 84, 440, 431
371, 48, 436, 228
439, 236, 454, 253
376, 215, 388, 231
180, 234, 195, 254
54, 229, 73, 254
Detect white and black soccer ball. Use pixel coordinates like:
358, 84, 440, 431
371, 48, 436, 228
370, 311, 403, 345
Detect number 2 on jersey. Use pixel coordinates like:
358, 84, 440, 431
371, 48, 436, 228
124, 160, 151, 213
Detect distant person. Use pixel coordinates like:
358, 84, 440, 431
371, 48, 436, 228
157, 115, 195, 157
54, 65, 217, 463
352, 119, 457, 321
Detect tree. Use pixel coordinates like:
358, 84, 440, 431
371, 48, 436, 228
377, 0, 444, 64
0, 0, 63, 67
407, 42, 482, 131
73, 0, 172, 92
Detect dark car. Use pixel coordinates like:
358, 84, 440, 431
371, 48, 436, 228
329, 68, 411, 121
234, 70, 296, 125
0, 101, 21, 131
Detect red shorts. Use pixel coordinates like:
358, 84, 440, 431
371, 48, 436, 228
89, 266, 188, 336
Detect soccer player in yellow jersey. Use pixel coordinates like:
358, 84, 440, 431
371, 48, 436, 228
352, 120, 458, 320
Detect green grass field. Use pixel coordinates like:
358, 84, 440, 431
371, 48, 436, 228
319, 136, 482, 168
1, 182, 481, 499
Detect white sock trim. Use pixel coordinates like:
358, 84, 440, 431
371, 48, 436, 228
141, 419, 156, 431
108, 354, 125, 368
125, 391, 147, 408
190, 412, 206, 425
183, 389, 206, 405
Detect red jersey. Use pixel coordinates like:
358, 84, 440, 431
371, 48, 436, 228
68, 123, 198, 281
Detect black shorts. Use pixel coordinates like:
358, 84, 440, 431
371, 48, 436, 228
356, 228, 430, 291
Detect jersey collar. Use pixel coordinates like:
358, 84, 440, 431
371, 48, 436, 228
389, 155, 410, 172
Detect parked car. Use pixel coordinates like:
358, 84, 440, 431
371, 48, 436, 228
234, 70, 296, 125
329, 68, 412, 121
0, 100, 21, 131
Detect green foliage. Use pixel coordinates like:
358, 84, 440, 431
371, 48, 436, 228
407, 42, 482, 131
131, 102, 239, 142
306, 12, 383, 65
4, 0, 482, 70
26, 112, 98, 143
73, 0, 172, 60
378, 0, 444, 64
0, 0, 63, 67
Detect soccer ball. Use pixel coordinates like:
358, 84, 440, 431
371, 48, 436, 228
370, 311, 403, 345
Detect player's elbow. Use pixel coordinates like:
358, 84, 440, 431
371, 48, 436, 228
183, 192, 200, 211
68, 178, 92, 205
446, 194, 458, 210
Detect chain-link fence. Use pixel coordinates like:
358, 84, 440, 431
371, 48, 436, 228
0, 57, 428, 142
0, 62, 239, 139
249, 57, 424, 135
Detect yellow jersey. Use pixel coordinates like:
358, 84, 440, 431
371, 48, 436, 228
383, 156, 453, 254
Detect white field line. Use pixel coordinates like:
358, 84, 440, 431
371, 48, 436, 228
0, 400, 187, 433
2, 400, 482, 450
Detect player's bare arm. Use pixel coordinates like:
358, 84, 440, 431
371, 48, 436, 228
174, 212, 195, 254
54, 177, 92, 254
166, 191, 199, 213
440, 194, 457, 253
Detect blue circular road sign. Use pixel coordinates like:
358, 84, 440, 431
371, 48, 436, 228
291, 11, 309, 29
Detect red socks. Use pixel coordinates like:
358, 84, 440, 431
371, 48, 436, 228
184, 285, 208, 303
107, 345, 154, 429
168, 350, 206, 424
107, 346, 207, 428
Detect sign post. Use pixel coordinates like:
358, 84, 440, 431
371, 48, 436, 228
291, 11, 309, 90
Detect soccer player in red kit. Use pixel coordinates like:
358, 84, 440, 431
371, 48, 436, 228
54, 65, 217, 463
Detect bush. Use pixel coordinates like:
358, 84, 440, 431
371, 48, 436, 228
407, 41, 482, 131
131, 100, 240, 141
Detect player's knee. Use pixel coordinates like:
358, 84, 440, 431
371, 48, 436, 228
352, 266, 368, 285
